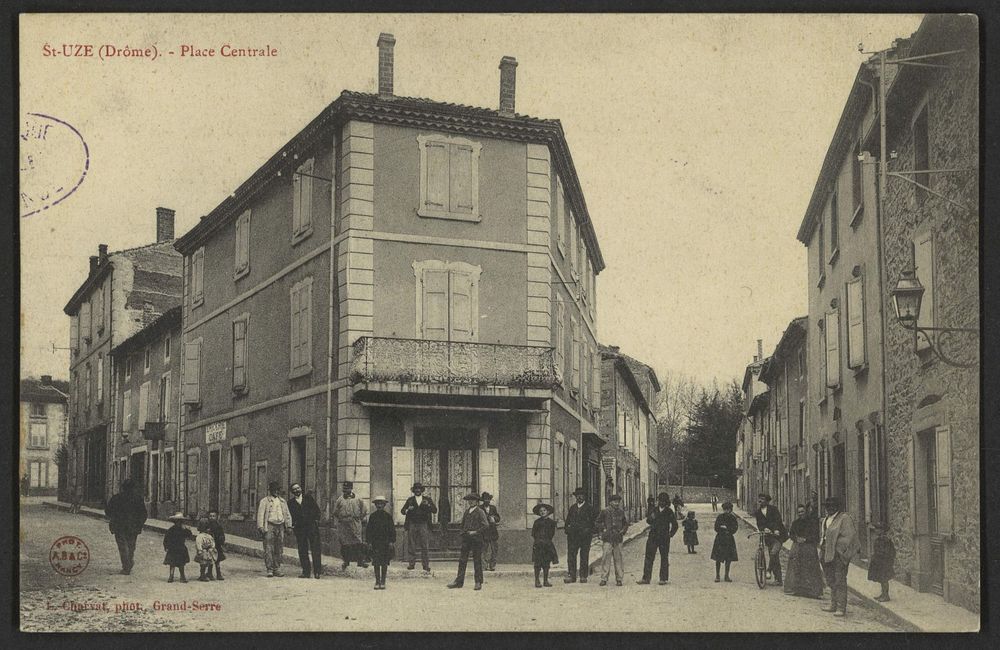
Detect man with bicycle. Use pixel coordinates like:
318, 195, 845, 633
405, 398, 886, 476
752, 493, 787, 586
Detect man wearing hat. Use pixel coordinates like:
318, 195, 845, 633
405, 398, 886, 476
447, 493, 490, 590
637, 492, 678, 585
564, 487, 597, 583
596, 493, 629, 586
105, 478, 148, 575
401, 481, 437, 572
480, 492, 501, 571
752, 492, 787, 586
366, 495, 396, 590
256, 481, 292, 577
819, 496, 861, 617
288, 483, 323, 578
333, 480, 369, 570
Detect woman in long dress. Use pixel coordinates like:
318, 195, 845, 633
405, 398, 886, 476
783, 504, 824, 598
711, 502, 739, 582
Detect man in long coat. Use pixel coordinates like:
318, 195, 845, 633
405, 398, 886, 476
820, 496, 861, 617
288, 483, 323, 578
447, 493, 490, 590
637, 492, 679, 585
105, 478, 147, 575
563, 487, 597, 583
333, 480, 368, 569
401, 481, 437, 572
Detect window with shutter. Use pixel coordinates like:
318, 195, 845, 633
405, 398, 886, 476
555, 302, 565, 377
122, 389, 132, 433
289, 278, 314, 376
192, 248, 205, 307
571, 318, 580, 390
825, 310, 841, 389
95, 281, 104, 333
417, 135, 482, 221
158, 374, 170, 422
449, 271, 475, 342
935, 425, 953, 535
568, 220, 577, 278
183, 340, 202, 405
847, 277, 866, 368
913, 231, 935, 351
138, 381, 149, 430
96, 354, 103, 403
233, 316, 249, 392
413, 261, 481, 342
592, 349, 601, 408
829, 183, 839, 257
234, 210, 251, 279
292, 158, 314, 241
817, 222, 825, 281
556, 178, 566, 256
421, 268, 449, 341
70, 314, 79, 355
80, 301, 91, 343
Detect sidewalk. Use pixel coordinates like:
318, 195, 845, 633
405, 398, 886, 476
731, 504, 979, 632
41, 499, 648, 580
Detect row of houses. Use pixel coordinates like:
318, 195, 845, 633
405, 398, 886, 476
60, 34, 660, 563
736, 14, 979, 613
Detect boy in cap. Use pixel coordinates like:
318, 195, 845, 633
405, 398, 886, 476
366, 496, 396, 590
447, 493, 489, 590
596, 493, 629, 586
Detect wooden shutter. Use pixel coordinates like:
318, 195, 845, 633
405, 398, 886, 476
241, 444, 251, 514
301, 280, 312, 367
289, 284, 301, 371
449, 144, 475, 213
183, 340, 201, 404
421, 269, 449, 341
70, 315, 79, 353
391, 446, 414, 525
292, 163, 302, 234
556, 179, 566, 247
592, 348, 601, 407
913, 232, 935, 350
478, 448, 499, 510
234, 210, 250, 274
186, 450, 200, 516
935, 426, 953, 535
571, 318, 580, 389
122, 389, 131, 432
847, 277, 866, 367
80, 301, 91, 341
555, 302, 565, 376
281, 439, 290, 497
449, 271, 475, 342
907, 438, 918, 534
863, 430, 872, 524
825, 311, 840, 388
138, 381, 149, 430
305, 434, 317, 494
222, 443, 231, 514
96, 356, 103, 402
425, 142, 448, 209
234, 212, 244, 272
294, 158, 314, 234
233, 319, 247, 389
192, 248, 205, 301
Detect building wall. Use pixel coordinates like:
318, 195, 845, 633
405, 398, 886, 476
21, 399, 68, 494
881, 40, 979, 613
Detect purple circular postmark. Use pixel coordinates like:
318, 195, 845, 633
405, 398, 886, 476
20, 113, 90, 218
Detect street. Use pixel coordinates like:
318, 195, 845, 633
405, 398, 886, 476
19, 504, 903, 632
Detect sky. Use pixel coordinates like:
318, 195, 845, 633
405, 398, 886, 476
19, 12, 924, 387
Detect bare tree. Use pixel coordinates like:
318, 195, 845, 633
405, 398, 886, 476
653, 371, 699, 485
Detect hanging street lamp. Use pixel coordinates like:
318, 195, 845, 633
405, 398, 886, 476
889, 270, 978, 368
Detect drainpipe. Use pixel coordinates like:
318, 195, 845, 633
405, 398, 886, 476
325, 134, 338, 520
875, 49, 889, 466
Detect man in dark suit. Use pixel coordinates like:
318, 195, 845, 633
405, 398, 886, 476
447, 493, 490, 590
105, 478, 148, 575
637, 492, 678, 585
288, 483, 323, 578
480, 492, 500, 571
564, 487, 597, 583
401, 481, 437, 572
752, 492, 787, 586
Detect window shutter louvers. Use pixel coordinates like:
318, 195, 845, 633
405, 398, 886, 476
449, 271, 475, 341
138, 381, 149, 430
825, 311, 841, 388
847, 277, 866, 367
183, 340, 201, 404
450, 144, 475, 213
233, 319, 248, 390
421, 269, 449, 341
935, 426, 953, 535
425, 142, 449, 209
913, 232, 935, 350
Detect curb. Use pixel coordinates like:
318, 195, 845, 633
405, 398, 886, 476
733, 508, 920, 632
42, 500, 649, 580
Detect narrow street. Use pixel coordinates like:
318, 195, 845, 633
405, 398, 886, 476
20, 504, 903, 632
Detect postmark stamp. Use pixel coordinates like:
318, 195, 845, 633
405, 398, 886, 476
49, 536, 90, 577
20, 113, 90, 218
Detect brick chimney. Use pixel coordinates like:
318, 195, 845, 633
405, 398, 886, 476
89, 255, 98, 275
377, 33, 396, 98
98, 244, 108, 265
499, 56, 518, 116
41, 375, 52, 386
757, 338, 763, 360
156, 207, 175, 243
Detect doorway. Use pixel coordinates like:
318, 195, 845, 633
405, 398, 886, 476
150, 453, 160, 517
131, 452, 146, 498
290, 437, 306, 491
413, 428, 478, 525
832, 443, 846, 511
209, 449, 221, 513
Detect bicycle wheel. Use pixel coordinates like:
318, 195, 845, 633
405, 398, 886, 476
754, 544, 767, 589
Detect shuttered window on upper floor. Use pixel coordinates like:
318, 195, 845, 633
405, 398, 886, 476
292, 158, 314, 241
846, 275, 867, 368
417, 135, 481, 222
192, 247, 205, 307
183, 339, 201, 405
414, 260, 481, 342
233, 315, 249, 392
825, 309, 841, 389
234, 209, 251, 280
290, 277, 313, 377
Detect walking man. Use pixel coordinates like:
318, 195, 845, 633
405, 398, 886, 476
752, 492, 787, 586
711, 494, 719, 512
637, 492, 678, 585
820, 496, 861, 617
564, 487, 597, 583
105, 478, 147, 575
288, 483, 323, 579
447, 493, 489, 590
256, 481, 292, 577
333, 481, 369, 569
480, 492, 500, 571
596, 493, 629, 586
401, 481, 436, 572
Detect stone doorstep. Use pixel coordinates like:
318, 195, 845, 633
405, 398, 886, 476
732, 506, 979, 633
41, 500, 649, 580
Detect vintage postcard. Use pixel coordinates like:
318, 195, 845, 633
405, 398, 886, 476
18, 12, 980, 633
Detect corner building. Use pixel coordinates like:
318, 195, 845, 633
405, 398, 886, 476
174, 36, 604, 562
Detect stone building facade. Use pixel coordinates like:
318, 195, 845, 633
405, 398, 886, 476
878, 15, 979, 613
20, 376, 69, 496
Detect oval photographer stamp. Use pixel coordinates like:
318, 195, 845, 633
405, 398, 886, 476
49, 535, 90, 577
20, 113, 90, 218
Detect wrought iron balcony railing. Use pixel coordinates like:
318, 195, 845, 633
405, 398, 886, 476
350, 337, 560, 389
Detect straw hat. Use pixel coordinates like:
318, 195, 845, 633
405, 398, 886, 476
532, 503, 553, 516
167, 512, 186, 521
373, 495, 388, 504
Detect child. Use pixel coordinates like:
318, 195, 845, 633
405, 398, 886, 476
683, 510, 699, 553
207, 510, 226, 580
531, 503, 558, 588
868, 522, 896, 602
163, 512, 192, 583
194, 518, 218, 582
711, 502, 739, 582
365, 496, 397, 590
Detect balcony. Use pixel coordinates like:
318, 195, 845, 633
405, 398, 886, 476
350, 337, 560, 404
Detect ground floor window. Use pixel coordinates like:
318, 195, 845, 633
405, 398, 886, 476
28, 461, 50, 488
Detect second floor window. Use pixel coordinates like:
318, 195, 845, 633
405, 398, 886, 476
413, 260, 481, 342
191, 247, 205, 307
290, 278, 313, 376
158, 374, 170, 422
846, 275, 867, 368
825, 309, 841, 389
183, 339, 202, 405
233, 316, 249, 392
829, 182, 839, 257
30, 421, 47, 448
30, 402, 45, 417
122, 389, 132, 433
417, 134, 481, 221
96, 354, 103, 403
234, 209, 251, 279
292, 158, 314, 240
817, 221, 825, 279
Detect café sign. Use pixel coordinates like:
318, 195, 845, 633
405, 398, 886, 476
205, 421, 227, 444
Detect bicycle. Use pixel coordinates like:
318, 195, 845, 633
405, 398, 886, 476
747, 531, 769, 589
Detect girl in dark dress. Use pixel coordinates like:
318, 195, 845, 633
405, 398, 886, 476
784, 504, 824, 598
683, 511, 699, 553
867, 523, 896, 601
531, 503, 558, 588
163, 512, 193, 583
711, 502, 739, 582
366, 496, 397, 590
